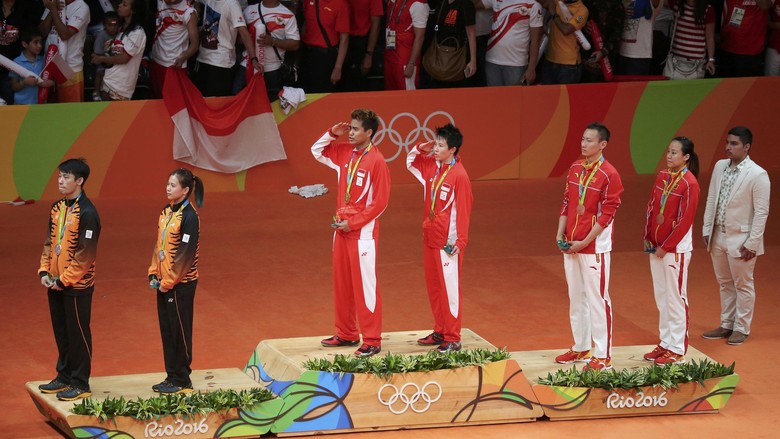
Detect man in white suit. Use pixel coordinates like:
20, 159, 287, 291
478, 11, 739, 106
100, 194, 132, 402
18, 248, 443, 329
702, 126, 771, 345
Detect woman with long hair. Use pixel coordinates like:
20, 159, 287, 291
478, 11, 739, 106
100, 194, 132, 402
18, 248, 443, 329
663, 0, 716, 79
642, 136, 700, 365
148, 168, 204, 394
90, 0, 147, 100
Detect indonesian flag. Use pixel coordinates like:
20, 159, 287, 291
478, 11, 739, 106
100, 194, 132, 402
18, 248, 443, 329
163, 68, 287, 173
42, 46, 75, 84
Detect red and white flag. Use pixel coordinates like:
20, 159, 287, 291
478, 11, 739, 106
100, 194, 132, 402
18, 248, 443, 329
42, 46, 75, 84
163, 69, 287, 173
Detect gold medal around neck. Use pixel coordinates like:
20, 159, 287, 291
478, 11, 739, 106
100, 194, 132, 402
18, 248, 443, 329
576, 204, 585, 215
656, 214, 665, 225
158, 250, 165, 261
54, 244, 61, 255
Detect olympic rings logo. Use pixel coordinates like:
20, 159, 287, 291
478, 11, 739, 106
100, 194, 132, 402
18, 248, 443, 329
373, 112, 456, 162
377, 381, 443, 415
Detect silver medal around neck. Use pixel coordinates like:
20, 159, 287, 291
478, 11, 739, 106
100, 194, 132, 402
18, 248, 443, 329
158, 250, 165, 261
54, 244, 62, 255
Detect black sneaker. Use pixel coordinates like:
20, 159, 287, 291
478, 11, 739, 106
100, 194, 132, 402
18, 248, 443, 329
39, 379, 69, 394
437, 341, 462, 353
354, 344, 381, 357
158, 382, 194, 394
417, 332, 444, 346
152, 380, 171, 392
321, 335, 361, 347
56, 387, 92, 401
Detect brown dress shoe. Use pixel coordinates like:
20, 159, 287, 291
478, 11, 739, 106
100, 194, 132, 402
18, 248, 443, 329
727, 331, 748, 345
702, 327, 733, 339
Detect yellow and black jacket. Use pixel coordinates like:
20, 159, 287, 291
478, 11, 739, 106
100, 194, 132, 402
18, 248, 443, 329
38, 193, 101, 293
148, 200, 200, 290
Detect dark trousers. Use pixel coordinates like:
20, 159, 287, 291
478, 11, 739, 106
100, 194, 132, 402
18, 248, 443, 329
157, 280, 197, 386
301, 44, 337, 93
48, 288, 93, 390
540, 59, 582, 84
194, 61, 235, 97
616, 55, 652, 76
717, 50, 764, 78
233, 66, 283, 102
471, 34, 489, 87
338, 35, 369, 92
0, 69, 14, 104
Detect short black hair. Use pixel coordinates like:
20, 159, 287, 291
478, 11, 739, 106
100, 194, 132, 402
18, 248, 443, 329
728, 126, 753, 146
103, 11, 119, 22
435, 123, 464, 155
586, 122, 610, 142
351, 108, 379, 139
58, 158, 91, 186
20, 27, 43, 44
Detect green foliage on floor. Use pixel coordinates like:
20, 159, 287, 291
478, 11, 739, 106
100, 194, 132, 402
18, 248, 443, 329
70, 388, 275, 421
537, 359, 736, 390
302, 348, 512, 378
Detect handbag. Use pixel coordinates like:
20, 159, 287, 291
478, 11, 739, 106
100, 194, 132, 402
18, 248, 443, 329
663, 54, 705, 80
422, 3, 467, 82
662, 3, 705, 80
258, 7, 299, 86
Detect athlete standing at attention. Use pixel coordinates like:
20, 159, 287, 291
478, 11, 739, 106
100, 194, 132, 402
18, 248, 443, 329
555, 122, 624, 371
148, 168, 204, 394
37, 158, 101, 401
311, 108, 391, 357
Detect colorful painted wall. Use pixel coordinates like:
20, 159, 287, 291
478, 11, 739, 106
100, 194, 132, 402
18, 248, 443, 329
1, 77, 778, 201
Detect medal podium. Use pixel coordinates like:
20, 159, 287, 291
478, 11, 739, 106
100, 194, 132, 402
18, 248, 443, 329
26, 329, 738, 438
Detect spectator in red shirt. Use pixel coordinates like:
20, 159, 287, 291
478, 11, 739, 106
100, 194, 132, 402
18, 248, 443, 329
300, 0, 350, 92
384, 0, 429, 90
338, 0, 382, 91
718, 0, 772, 77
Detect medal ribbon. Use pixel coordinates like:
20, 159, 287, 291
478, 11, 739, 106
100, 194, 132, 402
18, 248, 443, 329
55, 193, 82, 251
345, 143, 372, 203
430, 159, 456, 218
389, 0, 410, 26
160, 200, 190, 255
578, 155, 604, 206
659, 167, 687, 216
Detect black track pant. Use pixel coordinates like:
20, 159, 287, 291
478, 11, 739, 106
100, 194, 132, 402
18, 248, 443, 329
157, 281, 197, 386
48, 287, 93, 390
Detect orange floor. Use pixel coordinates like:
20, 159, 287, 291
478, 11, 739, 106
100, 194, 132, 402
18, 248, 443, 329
1, 173, 777, 438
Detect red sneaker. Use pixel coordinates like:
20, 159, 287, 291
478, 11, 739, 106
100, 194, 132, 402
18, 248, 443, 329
354, 344, 381, 357
417, 332, 445, 346
583, 357, 613, 371
554, 349, 591, 364
643, 345, 667, 362
321, 335, 360, 347
654, 350, 685, 365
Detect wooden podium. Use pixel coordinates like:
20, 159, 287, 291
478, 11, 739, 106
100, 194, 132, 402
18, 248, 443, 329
516, 345, 740, 421
25, 331, 738, 438
243, 329, 544, 435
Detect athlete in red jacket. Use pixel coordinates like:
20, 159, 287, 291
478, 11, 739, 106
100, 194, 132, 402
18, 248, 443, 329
555, 122, 624, 371
407, 124, 473, 353
311, 109, 391, 357
642, 137, 700, 365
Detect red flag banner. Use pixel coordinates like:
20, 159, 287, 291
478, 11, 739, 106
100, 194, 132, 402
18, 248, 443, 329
162, 69, 287, 173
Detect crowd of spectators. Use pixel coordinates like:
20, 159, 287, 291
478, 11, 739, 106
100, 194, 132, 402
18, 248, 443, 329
0, 0, 778, 105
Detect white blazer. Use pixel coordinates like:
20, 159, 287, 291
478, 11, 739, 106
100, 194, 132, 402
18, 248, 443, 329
702, 157, 771, 257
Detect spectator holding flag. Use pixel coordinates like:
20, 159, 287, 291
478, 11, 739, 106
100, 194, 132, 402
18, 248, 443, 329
9, 28, 55, 104
90, 0, 147, 101
40, 0, 91, 102
150, 0, 199, 98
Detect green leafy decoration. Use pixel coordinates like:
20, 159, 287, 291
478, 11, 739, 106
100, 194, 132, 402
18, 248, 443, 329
302, 348, 511, 379
70, 389, 276, 422
536, 359, 735, 390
